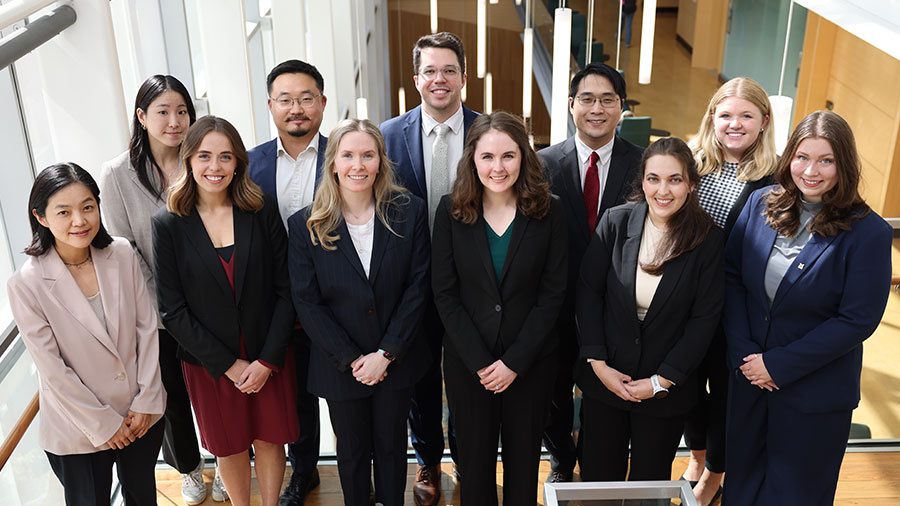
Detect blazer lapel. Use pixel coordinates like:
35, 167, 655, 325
260, 140, 279, 201
642, 251, 688, 326
335, 220, 368, 281
620, 202, 645, 330
183, 210, 233, 297
232, 206, 253, 303
92, 245, 122, 344
599, 137, 630, 214
559, 138, 590, 238
315, 134, 328, 189
472, 216, 502, 298
403, 109, 426, 197
498, 211, 528, 286
129, 170, 163, 204
771, 233, 837, 310
367, 216, 390, 283
43, 249, 119, 356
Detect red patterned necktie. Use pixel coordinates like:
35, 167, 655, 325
584, 151, 600, 232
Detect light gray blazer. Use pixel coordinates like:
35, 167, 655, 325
99, 151, 168, 324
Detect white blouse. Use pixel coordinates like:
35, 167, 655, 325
347, 214, 376, 278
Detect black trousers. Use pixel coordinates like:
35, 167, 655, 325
724, 371, 851, 506
327, 386, 412, 506
580, 396, 684, 483
286, 329, 321, 475
157, 328, 202, 474
682, 328, 728, 472
444, 350, 556, 506
409, 315, 457, 467
46, 419, 165, 506
542, 325, 579, 474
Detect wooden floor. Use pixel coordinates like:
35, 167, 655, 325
154, 452, 900, 505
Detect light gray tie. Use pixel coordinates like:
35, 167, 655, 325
429, 123, 451, 230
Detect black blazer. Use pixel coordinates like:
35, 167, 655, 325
287, 194, 431, 401
575, 201, 724, 416
151, 194, 295, 378
432, 195, 568, 376
539, 135, 643, 333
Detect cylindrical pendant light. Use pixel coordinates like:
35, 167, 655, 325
522, 27, 533, 118
356, 97, 369, 120
477, 0, 486, 78
484, 72, 493, 113
430, 0, 438, 33
770, 0, 796, 155
550, 7, 572, 144
398, 87, 407, 115
638, 0, 657, 84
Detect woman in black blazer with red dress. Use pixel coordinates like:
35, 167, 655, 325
432, 112, 568, 505
576, 137, 724, 485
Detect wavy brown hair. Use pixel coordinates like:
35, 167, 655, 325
450, 111, 550, 224
630, 137, 715, 275
764, 110, 868, 237
167, 115, 263, 216
306, 119, 409, 250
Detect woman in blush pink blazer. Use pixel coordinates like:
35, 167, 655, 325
7, 163, 166, 506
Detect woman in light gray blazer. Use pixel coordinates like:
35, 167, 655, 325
98, 75, 219, 504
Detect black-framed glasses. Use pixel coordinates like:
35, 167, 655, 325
418, 66, 461, 81
270, 94, 321, 109
575, 94, 621, 108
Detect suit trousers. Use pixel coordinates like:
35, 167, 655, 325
327, 386, 412, 506
286, 329, 321, 475
157, 328, 202, 474
682, 329, 728, 472
409, 312, 457, 466
444, 350, 556, 506
542, 324, 579, 474
46, 420, 165, 506
580, 396, 684, 482
725, 371, 852, 506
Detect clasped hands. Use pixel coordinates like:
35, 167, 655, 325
477, 360, 517, 394
107, 410, 151, 450
225, 358, 274, 394
590, 360, 672, 402
351, 352, 391, 386
740, 353, 779, 391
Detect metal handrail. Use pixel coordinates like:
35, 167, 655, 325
0, 391, 39, 471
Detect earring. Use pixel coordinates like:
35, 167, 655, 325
760, 128, 765, 133
141, 123, 147, 130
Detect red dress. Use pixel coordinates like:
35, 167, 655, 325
181, 247, 300, 457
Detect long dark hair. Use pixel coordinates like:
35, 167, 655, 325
765, 110, 868, 237
451, 111, 551, 224
25, 163, 113, 256
130, 75, 196, 200
630, 137, 714, 275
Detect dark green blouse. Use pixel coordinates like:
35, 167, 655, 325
485, 221, 513, 284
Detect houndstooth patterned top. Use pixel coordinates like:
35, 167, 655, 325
697, 161, 746, 228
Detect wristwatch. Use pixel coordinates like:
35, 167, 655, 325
650, 374, 669, 399
379, 349, 396, 362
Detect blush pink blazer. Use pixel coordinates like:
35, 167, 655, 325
7, 237, 165, 455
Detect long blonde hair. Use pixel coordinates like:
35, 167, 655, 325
690, 77, 777, 182
306, 119, 409, 250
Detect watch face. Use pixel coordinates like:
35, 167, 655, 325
654, 390, 669, 399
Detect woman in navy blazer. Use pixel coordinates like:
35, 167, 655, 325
432, 111, 568, 505
576, 137, 724, 485
723, 111, 893, 506
288, 119, 430, 506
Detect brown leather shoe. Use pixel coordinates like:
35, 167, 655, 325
413, 465, 440, 506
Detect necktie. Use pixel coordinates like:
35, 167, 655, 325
429, 124, 451, 231
584, 151, 600, 233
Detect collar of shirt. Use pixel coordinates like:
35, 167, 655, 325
574, 134, 615, 170
277, 132, 319, 162
421, 105, 464, 136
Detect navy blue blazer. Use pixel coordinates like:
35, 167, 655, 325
248, 134, 328, 209
379, 104, 479, 201
287, 194, 432, 401
723, 187, 893, 413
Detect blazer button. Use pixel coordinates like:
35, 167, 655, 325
367, 309, 374, 315
634, 338, 640, 345
115, 372, 126, 381
494, 304, 502, 312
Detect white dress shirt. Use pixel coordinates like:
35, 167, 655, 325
421, 105, 465, 193
575, 135, 615, 216
275, 133, 320, 229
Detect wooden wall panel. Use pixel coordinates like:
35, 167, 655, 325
690, 0, 728, 72
793, 13, 836, 124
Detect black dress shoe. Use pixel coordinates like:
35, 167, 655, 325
279, 468, 321, 506
546, 470, 573, 483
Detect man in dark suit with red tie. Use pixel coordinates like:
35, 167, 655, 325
537, 62, 643, 483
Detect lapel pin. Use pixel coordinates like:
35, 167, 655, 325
798, 263, 805, 270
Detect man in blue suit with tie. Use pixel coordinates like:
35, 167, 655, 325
248, 59, 327, 506
380, 31, 478, 506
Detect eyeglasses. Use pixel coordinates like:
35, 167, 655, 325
418, 66, 461, 81
270, 94, 321, 109
575, 94, 621, 108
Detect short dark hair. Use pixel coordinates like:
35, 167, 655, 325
413, 32, 466, 74
266, 59, 325, 95
25, 163, 113, 256
569, 63, 627, 102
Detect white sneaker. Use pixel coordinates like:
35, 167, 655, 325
212, 466, 229, 502
181, 461, 208, 505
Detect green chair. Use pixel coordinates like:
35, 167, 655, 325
571, 12, 586, 54
618, 116, 652, 148
576, 41, 610, 68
